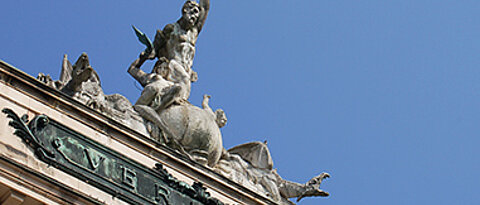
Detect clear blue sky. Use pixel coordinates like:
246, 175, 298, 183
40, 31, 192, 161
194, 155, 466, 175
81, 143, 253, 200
1, 1, 479, 204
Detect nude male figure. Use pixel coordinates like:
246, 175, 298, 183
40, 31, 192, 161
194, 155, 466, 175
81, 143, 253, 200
128, 0, 210, 111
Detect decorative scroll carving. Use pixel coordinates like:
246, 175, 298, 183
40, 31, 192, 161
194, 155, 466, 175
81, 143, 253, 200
2, 108, 54, 161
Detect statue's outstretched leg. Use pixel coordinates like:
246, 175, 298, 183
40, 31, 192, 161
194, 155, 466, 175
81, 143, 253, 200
135, 79, 180, 112
135, 81, 163, 106
135, 87, 156, 107
153, 85, 181, 113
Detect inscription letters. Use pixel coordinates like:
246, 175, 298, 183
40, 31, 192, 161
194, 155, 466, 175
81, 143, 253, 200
122, 166, 137, 190
85, 149, 104, 171
2, 109, 223, 205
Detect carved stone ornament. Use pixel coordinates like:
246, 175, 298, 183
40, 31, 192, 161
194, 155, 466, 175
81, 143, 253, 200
31, 1, 330, 204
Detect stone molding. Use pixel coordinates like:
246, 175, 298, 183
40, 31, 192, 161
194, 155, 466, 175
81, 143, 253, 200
0, 60, 278, 205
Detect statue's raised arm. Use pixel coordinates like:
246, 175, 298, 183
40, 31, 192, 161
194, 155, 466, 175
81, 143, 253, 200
197, 0, 210, 32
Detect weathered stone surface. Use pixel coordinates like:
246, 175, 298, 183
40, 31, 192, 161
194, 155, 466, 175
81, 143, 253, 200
134, 97, 224, 167
2, 108, 225, 205
129, 0, 210, 109
37, 53, 148, 136
228, 141, 274, 170
215, 141, 330, 204
128, 0, 225, 168
33, 1, 330, 204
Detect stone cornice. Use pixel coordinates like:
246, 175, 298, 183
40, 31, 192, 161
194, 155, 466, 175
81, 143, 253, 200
0, 60, 278, 205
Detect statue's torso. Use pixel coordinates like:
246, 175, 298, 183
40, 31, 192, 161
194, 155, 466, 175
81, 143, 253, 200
165, 23, 198, 73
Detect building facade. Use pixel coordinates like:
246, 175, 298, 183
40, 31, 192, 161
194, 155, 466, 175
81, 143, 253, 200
0, 60, 277, 205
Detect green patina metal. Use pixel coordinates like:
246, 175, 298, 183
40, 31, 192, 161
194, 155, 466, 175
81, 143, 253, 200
2, 108, 224, 205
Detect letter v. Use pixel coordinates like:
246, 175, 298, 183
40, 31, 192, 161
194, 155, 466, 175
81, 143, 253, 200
84, 149, 104, 171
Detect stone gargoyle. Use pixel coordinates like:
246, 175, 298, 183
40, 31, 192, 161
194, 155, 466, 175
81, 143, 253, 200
215, 141, 330, 204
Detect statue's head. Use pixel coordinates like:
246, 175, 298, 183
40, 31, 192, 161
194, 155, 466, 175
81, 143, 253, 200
182, 1, 201, 27
215, 109, 227, 128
